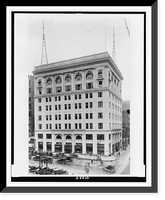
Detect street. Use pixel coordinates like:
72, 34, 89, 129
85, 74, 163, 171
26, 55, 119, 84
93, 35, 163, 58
29, 147, 130, 175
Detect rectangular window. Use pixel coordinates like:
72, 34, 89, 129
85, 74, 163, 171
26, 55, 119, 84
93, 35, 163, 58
58, 104, 61, 110
46, 115, 48, 120
65, 124, 67, 129
46, 97, 48, 102
38, 134, 43, 139
65, 104, 67, 110
79, 94, 81, 99
75, 95, 77, 100
49, 105, 51, 111
90, 102, 93, 108
86, 123, 89, 129
38, 115, 42, 121
97, 134, 104, 140
64, 96, 67, 101
75, 114, 77, 120
46, 134, 52, 139
98, 92, 103, 98
38, 98, 42, 103
65, 85, 71, 92
86, 134, 93, 140
79, 123, 82, 129
85, 93, 88, 99
90, 93, 93, 98
98, 101, 103, 108
75, 84, 82, 91
65, 114, 67, 120
68, 95, 71, 100
69, 123, 71, 129
75, 103, 77, 109
90, 113, 93, 119
38, 124, 42, 129
47, 88, 52, 94
58, 96, 61, 101
86, 113, 88, 119
59, 115, 61, 120
98, 112, 103, 119
86, 82, 93, 89
79, 113, 81, 119
39, 89, 42, 95
59, 124, 61, 129
55, 105, 57, 110
55, 124, 58, 129
68, 114, 71, 120
55, 96, 57, 101
55, 115, 57, 120
38, 106, 42, 111
46, 124, 48, 129
75, 123, 78, 129
49, 115, 51, 120
56, 87, 62, 93
68, 104, 71, 109
98, 123, 103, 129
79, 103, 81, 109
86, 102, 88, 109
98, 69, 103, 77
90, 123, 93, 129
49, 97, 51, 102
49, 124, 52, 129
98, 80, 103, 87
109, 123, 111, 129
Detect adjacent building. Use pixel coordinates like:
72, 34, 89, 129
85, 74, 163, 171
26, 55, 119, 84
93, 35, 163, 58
32, 52, 124, 156
122, 100, 130, 147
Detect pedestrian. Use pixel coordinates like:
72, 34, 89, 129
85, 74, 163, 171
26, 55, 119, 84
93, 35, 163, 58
91, 159, 93, 164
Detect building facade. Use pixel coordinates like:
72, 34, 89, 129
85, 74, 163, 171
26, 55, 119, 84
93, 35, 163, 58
28, 75, 34, 136
32, 52, 123, 156
122, 100, 130, 147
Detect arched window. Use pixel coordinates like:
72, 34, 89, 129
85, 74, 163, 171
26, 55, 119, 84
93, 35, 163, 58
46, 77, 52, 85
66, 135, 72, 140
65, 74, 71, 83
76, 135, 82, 140
38, 79, 42, 86
75, 73, 82, 81
86, 71, 93, 80
56, 135, 62, 139
55, 76, 62, 84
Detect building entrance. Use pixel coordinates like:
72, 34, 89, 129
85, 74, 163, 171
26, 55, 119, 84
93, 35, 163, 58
86, 143, 93, 154
74, 143, 82, 153
55, 142, 62, 152
64, 143, 72, 154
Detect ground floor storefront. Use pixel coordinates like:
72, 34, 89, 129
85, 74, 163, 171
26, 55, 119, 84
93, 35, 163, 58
36, 131, 122, 156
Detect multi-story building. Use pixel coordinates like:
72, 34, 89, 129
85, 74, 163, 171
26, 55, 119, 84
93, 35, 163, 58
122, 100, 130, 147
28, 75, 34, 136
32, 52, 123, 156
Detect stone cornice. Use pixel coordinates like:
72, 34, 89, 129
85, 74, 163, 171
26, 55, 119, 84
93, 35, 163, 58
32, 52, 123, 81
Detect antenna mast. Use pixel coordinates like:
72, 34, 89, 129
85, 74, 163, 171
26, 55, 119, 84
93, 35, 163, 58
112, 26, 118, 66
41, 20, 48, 66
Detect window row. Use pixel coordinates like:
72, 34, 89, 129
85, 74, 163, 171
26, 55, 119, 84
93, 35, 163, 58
38, 92, 103, 103
38, 123, 104, 130
37, 133, 121, 141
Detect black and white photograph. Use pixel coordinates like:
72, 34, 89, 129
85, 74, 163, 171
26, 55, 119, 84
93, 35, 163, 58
3, 4, 158, 193
28, 14, 130, 176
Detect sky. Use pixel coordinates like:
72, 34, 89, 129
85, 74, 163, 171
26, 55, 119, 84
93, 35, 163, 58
16, 14, 130, 100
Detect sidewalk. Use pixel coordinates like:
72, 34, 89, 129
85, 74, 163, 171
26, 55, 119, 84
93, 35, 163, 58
77, 154, 117, 162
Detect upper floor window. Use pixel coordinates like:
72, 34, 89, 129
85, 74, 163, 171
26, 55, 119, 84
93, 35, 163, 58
65, 74, 71, 83
46, 77, 52, 85
86, 83, 93, 89
56, 86, 62, 93
86, 71, 93, 80
75, 84, 82, 91
38, 79, 42, 86
98, 69, 103, 77
75, 73, 82, 81
55, 76, 62, 84
66, 135, 72, 140
47, 88, 52, 94
65, 85, 71, 92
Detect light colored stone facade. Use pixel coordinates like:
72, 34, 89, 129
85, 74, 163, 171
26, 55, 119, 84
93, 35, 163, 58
33, 52, 123, 156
